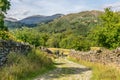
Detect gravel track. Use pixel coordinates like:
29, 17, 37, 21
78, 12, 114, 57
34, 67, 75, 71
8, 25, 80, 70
34, 58, 92, 80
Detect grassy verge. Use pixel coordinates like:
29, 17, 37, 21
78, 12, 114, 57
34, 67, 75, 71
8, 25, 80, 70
0, 49, 55, 80
68, 56, 120, 80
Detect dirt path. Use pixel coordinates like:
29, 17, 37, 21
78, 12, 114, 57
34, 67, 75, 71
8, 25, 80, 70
34, 58, 92, 80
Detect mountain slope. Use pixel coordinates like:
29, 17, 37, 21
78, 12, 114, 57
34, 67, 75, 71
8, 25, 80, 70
35, 10, 103, 36
19, 14, 63, 26
12, 10, 104, 50
5, 14, 63, 29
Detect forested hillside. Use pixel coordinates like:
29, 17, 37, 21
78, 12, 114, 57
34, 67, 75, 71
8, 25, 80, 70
35, 10, 102, 35
12, 10, 103, 51
12, 9, 120, 50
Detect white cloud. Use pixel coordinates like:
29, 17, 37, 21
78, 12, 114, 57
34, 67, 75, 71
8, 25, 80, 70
103, 2, 120, 11
7, 0, 108, 20
7, 0, 89, 20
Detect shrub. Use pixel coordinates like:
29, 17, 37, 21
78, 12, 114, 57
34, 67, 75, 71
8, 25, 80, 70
0, 31, 16, 40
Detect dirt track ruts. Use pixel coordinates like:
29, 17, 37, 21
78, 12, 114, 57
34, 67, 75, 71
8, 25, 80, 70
34, 58, 92, 80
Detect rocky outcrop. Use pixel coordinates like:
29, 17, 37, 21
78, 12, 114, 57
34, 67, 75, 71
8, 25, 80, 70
0, 40, 31, 66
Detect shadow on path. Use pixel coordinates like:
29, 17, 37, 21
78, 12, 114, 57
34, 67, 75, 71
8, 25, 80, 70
41, 67, 91, 79
34, 58, 92, 80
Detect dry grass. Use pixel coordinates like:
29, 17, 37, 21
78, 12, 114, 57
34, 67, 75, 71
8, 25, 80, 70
48, 48, 71, 55
0, 49, 54, 80
68, 56, 120, 80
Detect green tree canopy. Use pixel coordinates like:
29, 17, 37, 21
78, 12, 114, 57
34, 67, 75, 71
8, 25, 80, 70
0, 0, 10, 30
89, 8, 120, 49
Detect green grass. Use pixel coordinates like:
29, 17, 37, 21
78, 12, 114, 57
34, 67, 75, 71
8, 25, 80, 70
68, 56, 120, 80
0, 48, 55, 80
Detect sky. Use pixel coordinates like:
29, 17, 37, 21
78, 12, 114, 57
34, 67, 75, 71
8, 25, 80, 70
7, 0, 120, 20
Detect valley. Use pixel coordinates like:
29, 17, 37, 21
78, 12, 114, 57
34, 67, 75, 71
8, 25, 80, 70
0, 0, 120, 80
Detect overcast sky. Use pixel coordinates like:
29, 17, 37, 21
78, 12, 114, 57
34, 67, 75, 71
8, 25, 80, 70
7, 0, 120, 20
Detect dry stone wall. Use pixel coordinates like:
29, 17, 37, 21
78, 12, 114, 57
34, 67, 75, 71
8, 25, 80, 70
69, 48, 120, 67
0, 40, 31, 66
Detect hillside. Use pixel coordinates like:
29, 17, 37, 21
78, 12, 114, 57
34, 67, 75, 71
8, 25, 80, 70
19, 14, 63, 26
5, 14, 63, 29
13, 10, 104, 50
35, 10, 103, 36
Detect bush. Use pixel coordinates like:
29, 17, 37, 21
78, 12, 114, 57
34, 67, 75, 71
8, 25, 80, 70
0, 31, 16, 40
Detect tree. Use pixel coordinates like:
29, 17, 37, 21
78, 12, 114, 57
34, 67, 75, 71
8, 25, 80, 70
90, 8, 120, 49
0, 0, 10, 30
